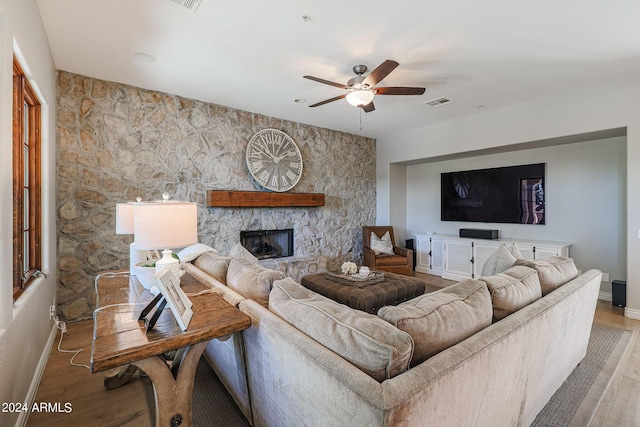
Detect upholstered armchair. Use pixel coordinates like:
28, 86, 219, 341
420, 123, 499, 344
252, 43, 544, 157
362, 226, 414, 276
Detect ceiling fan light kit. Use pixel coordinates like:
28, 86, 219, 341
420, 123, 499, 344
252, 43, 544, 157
346, 90, 375, 107
304, 59, 425, 113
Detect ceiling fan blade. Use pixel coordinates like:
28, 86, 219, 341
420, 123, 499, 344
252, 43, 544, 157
361, 102, 375, 113
363, 60, 399, 87
309, 94, 347, 107
375, 86, 426, 96
303, 75, 348, 89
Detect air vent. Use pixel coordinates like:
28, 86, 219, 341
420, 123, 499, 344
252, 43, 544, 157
424, 97, 451, 107
169, 0, 203, 12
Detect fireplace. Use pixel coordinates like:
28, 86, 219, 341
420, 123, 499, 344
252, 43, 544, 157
240, 229, 294, 260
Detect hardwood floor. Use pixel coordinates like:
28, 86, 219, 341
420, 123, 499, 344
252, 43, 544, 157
27, 320, 153, 427
28, 274, 640, 427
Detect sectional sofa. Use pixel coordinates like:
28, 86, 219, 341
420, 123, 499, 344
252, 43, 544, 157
184, 251, 601, 427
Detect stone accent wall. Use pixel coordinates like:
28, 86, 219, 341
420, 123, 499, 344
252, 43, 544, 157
56, 71, 376, 321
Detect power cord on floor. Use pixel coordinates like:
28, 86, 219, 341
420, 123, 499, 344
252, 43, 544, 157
55, 319, 91, 370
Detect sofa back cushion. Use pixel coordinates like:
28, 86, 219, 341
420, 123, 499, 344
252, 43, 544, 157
482, 265, 542, 321
378, 278, 492, 365
227, 257, 285, 307
269, 278, 414, 382
516, 256, 579, 295
193, 252, 233, 284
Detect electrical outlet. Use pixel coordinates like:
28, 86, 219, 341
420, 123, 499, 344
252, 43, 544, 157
49, 304, 56, 320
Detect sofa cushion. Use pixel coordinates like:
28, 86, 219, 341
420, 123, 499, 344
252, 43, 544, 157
229, 241, 259, 264
193, 252, 232, 284
378, 278, 492, 365
482, 265, 542, 321
269, 277, 414, 382
516, 256, 579, 295
370, 231, 394, 255
227, 257, 285, 307
481, 244, 517, 277
375, 254, 409, 266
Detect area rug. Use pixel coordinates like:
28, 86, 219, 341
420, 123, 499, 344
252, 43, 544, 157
189, 323, 634, 427
192, 358, 250, 427
531, 323, 634, 427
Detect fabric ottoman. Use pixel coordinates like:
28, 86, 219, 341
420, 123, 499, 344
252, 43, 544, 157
300, 270, 428, 314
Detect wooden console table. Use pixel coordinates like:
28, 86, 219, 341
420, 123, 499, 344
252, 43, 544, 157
91, 271, 251, 426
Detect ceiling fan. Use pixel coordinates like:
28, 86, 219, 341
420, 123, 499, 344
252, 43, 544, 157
303, 60, 425, 112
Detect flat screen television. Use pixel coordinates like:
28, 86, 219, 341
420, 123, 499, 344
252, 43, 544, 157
441, 163, 545, 225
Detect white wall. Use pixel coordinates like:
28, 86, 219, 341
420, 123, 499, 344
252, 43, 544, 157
405, 137, 627, 294
0, 1, 57, 426
376, 74, 640, 319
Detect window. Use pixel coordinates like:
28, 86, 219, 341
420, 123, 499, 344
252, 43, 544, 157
13, 57, 42, 300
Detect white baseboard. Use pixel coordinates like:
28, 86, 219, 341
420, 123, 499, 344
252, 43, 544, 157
599, 291, 612, 301
598, 292, 640, 319
625, 307, 640, 320
16, 323, 57, 427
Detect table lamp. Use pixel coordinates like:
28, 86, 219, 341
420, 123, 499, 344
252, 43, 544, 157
115, 199, 144, 275
133, 193, 198, 285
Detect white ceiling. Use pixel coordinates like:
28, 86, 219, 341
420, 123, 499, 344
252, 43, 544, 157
36, 0, 640, 139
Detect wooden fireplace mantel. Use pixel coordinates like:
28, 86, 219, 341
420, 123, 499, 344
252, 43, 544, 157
207, 190, 325, 208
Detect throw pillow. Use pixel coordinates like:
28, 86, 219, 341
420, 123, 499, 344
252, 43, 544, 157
269, 278, 414, 382
193, 252, 232, 284
515, 256, 579, 295
370, 231, 394, 255
508, 242, 524, 259
378, 278, 492, 365
228, 241, 259, 264
482, 265, 542, 321
177, 243, 218, 263
481, 244, 517, 277
227, 257, 285, 307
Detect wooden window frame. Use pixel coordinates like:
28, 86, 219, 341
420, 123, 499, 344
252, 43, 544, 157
13, 57, 42, 300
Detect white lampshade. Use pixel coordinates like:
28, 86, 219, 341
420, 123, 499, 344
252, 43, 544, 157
115, 203, 135, 234
346, 90, 374, 107
133, 201, 198, 250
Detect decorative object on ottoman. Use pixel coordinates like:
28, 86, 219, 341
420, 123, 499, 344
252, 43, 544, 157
362, 226, 413, 276
341, 261, 358, 275
325, 269, 386, 287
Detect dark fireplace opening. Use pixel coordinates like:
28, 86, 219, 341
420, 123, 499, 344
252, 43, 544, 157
240, 229, 294, 260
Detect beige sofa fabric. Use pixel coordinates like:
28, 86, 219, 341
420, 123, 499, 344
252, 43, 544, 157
269, 277, 414, 381
482, 265, 542, 321
378, 278, 493, 365
516, 256, 579, 295
238, 269, 601, 427
193, 252, 232, 284
226, 257, 285, 307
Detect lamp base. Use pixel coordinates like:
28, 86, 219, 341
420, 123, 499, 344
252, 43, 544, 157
155, 249, 180, 282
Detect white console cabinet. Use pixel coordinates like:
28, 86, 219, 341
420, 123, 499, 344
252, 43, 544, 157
415, 234, 444, 276
415, 233, 571, 282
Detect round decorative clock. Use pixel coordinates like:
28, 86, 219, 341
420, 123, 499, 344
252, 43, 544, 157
245, 129, 303, 192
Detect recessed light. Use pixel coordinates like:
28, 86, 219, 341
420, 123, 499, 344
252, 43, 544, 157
132, 51, 156, 63
294, 98, 306, 104
302, 15, 311, 22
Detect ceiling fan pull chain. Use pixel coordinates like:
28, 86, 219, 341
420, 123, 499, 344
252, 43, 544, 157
359, 108, 363, 131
